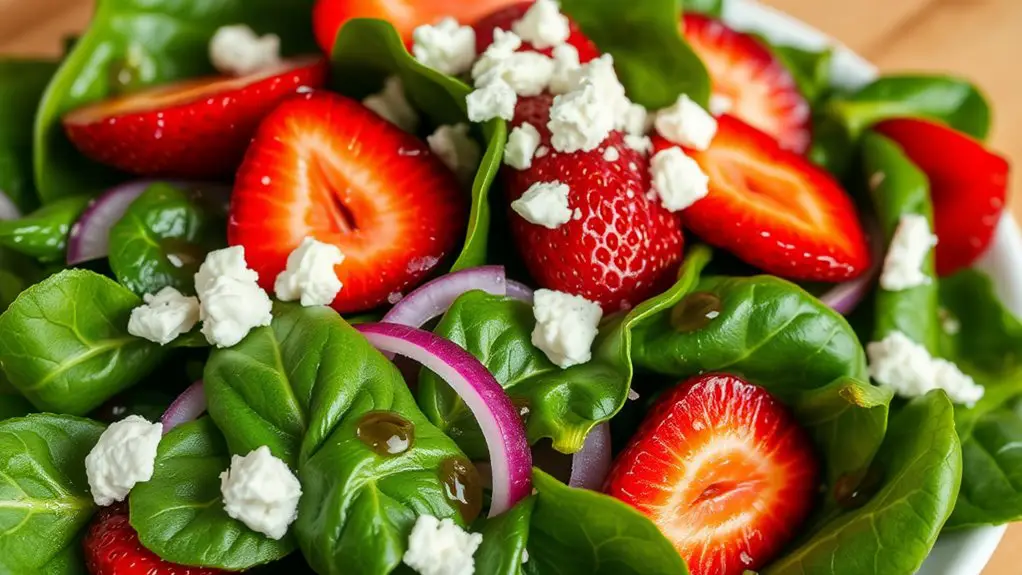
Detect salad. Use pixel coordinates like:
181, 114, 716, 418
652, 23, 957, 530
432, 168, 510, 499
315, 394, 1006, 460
0, 0, 1016, 574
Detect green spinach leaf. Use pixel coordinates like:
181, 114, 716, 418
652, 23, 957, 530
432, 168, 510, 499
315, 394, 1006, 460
33, 0, 317, 202
683, 0, 723, 17
828, 74, 991, 141
0, 386, 34, 421
0, 248, 42, 311
0, 59, 58, 212
130, 418, 294, 569
0, 195, 91, 262
765, 391, 961, 574
561, 0, 710, 107
861, 131, 939, 351
0, 413, 104, 574
526, 469, 689, 575
474, 496, 533, 575
770, 44, 832, 105
0, 269, 168, 414
109, 182, 226, 296
330, 19, 503, 272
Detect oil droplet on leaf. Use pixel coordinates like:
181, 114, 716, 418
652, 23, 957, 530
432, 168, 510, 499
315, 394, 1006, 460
439, 456, 482, 523
356, 411, 415, 456
670, 292, 722, 332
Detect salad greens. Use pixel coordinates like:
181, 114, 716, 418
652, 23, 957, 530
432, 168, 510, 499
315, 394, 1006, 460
0, 413, 105, 574
0, 59, 57, 211
474, 496, 534, 575
0, 195, 91, 262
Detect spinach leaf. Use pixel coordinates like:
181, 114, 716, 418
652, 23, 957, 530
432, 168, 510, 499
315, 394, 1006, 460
631, 274, 869, 397
109, 182, 226, 296
526, 469, 689, 575
0, 413, 105, 574
561, 0, 711, 107
33, 0, 317, 202
474, 496, 533, 575
0, 269, 168, 414
0, 59, 58, 211
331, 19, 503, 271
0, 385, 34, 421
808, 112, 856, 177
683, 0, 723, 17
770, 44, 832, 105
0, 248, 42, 311
419, 246, 712, 457
0, 195, 91, 262
861, 132, 939, 352
765, 391, 961, 574
130, 418, 294, 569
203, 303, 474, 575
828, 75, 991, 141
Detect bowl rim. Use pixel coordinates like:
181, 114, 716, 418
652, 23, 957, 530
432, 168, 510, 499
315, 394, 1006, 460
720, 1, 1015, 573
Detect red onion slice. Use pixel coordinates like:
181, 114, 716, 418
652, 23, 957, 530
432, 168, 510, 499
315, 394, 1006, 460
383, 265, 507, 328
161, 381, 207, 434
819, 218, 884, 315
504, 279, 535, 303
0, 192, 21, 221
568, 422, 612, 490
357, 322, 532, 516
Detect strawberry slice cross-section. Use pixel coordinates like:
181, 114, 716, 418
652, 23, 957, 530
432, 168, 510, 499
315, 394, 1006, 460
229, 91, 468, 314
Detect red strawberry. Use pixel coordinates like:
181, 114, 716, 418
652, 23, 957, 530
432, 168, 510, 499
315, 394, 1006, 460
653, 115, 870, 282
229, 91, 467, 314
63, 56, 328, 179
472, 2, 602, 63
605, 374, 818, 575
873, 118, 1010, 276
683, 13, 811, 153
504, 95, 684, 312
84, 503, 224, 575
313, 0, 517, 53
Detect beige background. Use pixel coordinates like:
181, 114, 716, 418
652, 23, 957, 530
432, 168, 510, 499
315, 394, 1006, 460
0, 0, 1019, 572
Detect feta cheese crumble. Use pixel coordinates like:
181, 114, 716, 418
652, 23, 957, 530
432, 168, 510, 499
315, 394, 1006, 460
655, 94, 718, 151
548, 82, 614, 153
363, 76, 420, 133
549, 44, 582, 94
650, 147, 710, 211
531, 289, 603, 369
624, 134, 653, 154
511, 0, 571, 49
403, 514, 483, 575
472, 29, 554, 98
209, 25, 281, 76
412, 17, 477, 75
220, 446, 302, 540
127, 287, 200, 345
511, 181, 572, 229
428, 123, 482, 184
622, 103, 650, 136
85, 415, 162, 506
466, 79, 517, 122
194, 245, 259, 295
195, 246, 273, 348
867, 331, 984, 407
504, 122, 542, 170
274, 237, 345, 307
879, 214, 938, 292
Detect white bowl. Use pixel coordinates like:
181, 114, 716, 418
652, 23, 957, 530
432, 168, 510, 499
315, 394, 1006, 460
720, 1, 1016, 573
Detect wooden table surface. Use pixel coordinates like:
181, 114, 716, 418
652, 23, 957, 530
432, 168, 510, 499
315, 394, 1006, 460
0, 0, 1019, 572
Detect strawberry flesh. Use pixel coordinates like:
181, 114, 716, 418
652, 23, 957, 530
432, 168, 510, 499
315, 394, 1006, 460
63, 56, 328, 179
229, 91, 467, 314
654, 115, 870, 282
605, 374, 818, 575
472, 1, 602, 63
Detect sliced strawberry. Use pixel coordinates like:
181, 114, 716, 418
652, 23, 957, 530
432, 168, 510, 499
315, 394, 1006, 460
472, 2, 602, 63
683, 13, 811, 153
84, 503, 225, 575
605, 374, 818, 575
63, 56, 328, 179
313, 0, 518, 53
873, 118, 1010, 276
654, 115, 870, 281
229, 91, 467, 314
504, 95, 684, 312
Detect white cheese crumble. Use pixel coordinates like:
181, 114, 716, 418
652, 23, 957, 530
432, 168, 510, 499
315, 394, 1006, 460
603, 146, 620, 162
548, 82, 614, 153
549, 44, 582, 95
220, 446, 302, 540
363, 76, 420, 133
531, 289, 603, 369
127, 287, 200, 345
867, 331, 984, 407
85, 415, 162, 506
650, 147, 710, 211
655, 94, 718, 151
412, 17, 477, 75
473, 29, 554, 98
879, 214, 938, 292
511, 181, 572, 229
504, 122, 542, 170
428, 123, 482, 184
466, 79, 517, 122
195, 246, 272, 348
209, 25, 281, 77
624, 134, 653, 154
622, 103, 650, 136
708, 94, 734, 116
511, 0, 571, 49
194, 245, 259, 295
402, 514, 483, 575
522, 548, 530, 564
274, 237, 345, 307
471, 28, 522, 82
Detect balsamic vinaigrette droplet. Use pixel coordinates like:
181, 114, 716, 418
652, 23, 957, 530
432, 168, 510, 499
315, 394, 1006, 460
510, 396, 531, 425
160, 238, 204, 270
833, 464, 885, 510
670, 292, 722, 332
355, 411, 415, 456
439, 456, 483, 524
